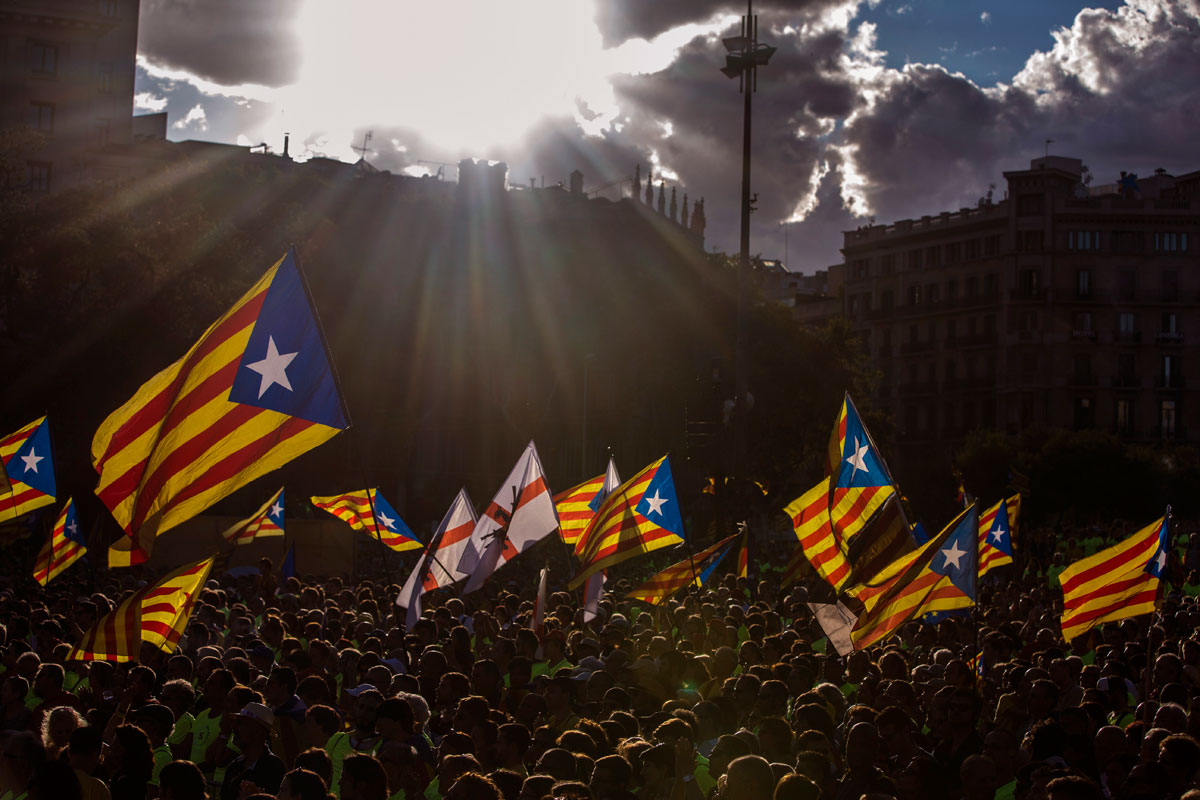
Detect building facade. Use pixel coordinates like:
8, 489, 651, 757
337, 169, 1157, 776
0, 0, 140, 191
840, 156, 1200, 453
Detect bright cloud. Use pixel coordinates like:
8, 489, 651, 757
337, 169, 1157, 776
173, 103, 208, 131
133, 91, 168, 112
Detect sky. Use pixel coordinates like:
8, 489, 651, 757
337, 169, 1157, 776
134, 0, 1200, 273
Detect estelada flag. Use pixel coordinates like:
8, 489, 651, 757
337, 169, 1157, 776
851, 504, 978, 650
461, 442, 559, 594
570, 455, 685, 589
33, 498, 85, 586
222, 487, 285, 545
785, 477, 852, 589
978, 497, 1014, 577
311, 489, 422, 553
68, 555, 214, 662
555, 457, 621, 549
93, 251, 348, 566
0, 416, 56, 524
626, 533, 738, 605
1060, 514, 1169, 642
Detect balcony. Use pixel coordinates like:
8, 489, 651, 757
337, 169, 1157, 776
1112, 375, 1142, 389
1156, 332, 1184, 345
1155, 375, 1186, 389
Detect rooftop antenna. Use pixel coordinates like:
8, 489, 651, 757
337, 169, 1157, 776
1044, 138, 1055, 158
352, 130, 373, 162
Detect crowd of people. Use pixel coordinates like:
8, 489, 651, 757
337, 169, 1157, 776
1, 523, 1200, 800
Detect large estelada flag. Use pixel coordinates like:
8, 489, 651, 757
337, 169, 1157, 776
555, 457, 621, 548
311, 489, 422, 553
978, 497, 1015, 577
33, 498, 85, 586
0, 416, 56, 524
68, 555, 214, 662
461, 442, 559, 593
626, 533, 739, 605
570, 454, 685, 589
850, 503, 978, 650
784, 477, 852, 589
396, 487, 478, 628
222, 487, 285, 545
1060, 514, 1169, 642
93, 251, 348, 566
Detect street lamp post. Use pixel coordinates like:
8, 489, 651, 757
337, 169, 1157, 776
721, 1, 774, 484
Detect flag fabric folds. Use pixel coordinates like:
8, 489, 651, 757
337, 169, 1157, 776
582, 571, 606, 622
397, 488, 478, 628
827, 395, 906, 560
461, 442, 559, 593
532, 567, 549, 632
850, 504, 978, 650
785, 477, 852, 589
68, 555, 214, 662
0, 416, 56, 524
626, 534, 738, 605
311, 489, 422, 553
33, 499, 85, 586
978, 497, 1015, 577
222, 487, 285, 545
94, 251, 348, 567
570, 455, 685, 589
1060, 515, 1169, 642
555, 458, 621, 548
280, 543, 296, 584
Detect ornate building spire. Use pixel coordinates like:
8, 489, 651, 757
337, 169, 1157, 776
669, 186, 678, 221
657, 181, 665, 215
645, 171, 655, 205
681, 193, 689, 228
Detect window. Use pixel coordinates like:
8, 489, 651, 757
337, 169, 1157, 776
881, 254, 896, 274
1163, 313, 1178, 334
1119, 312, 1136, 336
927, 321, 936, 343
880, 289, 894, 310
881, 327, 892, 349
31, 102, 54, 134
1163, 354, 1179, 387
1019, 230, 1043, 252
965, 239, 981, 260
1017, 193, 1044, 216
945, 243, 962, 264
1018, 269, 1040, 298
1118, 269, 1136, 301
98, 63, 113, 94
984, 314, 996, 335
1113, 231, 1145, 254
1021, 353, 1038, 377
1155, 232, 1188, 252
101, 0, 118, 16
1073, 354, 1092, 381
926, 246, 942, 267
1118, 353, 1136, 379
30, 42, 58, 75
1116, 399, 1133, 433
1074, 397, 1095, 429
1073, 311, 1094, 334
908, 284, 921, 306
1162, 270, 1180, 302
908, 363, 919, 385
1068, 231, 1101, 250
909, 325, 918, 345
984, 273, 998, 296
1076, 269, 1091, 298
926, 283, 939, 303
1161, 400, 1177, 439
946, 279, 957, 299
984, 235, 1002, 256
906, 250, 923, 270
947, 319, 957, 342
1019, 310, 1037, 333
27, 161, 50, 192
966, 276, 979, 297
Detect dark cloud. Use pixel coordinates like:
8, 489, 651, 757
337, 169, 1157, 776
138, 0, 303, 86
593, 0, 853, 46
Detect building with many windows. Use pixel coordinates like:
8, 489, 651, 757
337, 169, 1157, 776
840, 155, 1200, 458
0, 0, 140, 191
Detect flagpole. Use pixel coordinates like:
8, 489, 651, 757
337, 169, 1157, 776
1143, 505, 1172, 717
363, 487, 397, 587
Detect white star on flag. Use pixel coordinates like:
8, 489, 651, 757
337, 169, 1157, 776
846, 437, 869, 474
245, 336, 298, 399
1156, 549, 1167, 572
20, 448, 43, 474
990, 526, 1006, 543
644, 490, 668, 516
67, 521, 78, 535
376, 511, 396, 530
270, 501, 284, 518
941, 540, 967, 570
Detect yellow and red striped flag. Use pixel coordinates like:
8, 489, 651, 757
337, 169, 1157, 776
780, 542, 809, 587
850, 504, 978, 650
33, 499, 86, 586
93, 251, 348, 567
222, 487, 285, 545
785, 477, 852, 589
312, 489, 422, 553
1, 417, 56, 524
569, 455, 685, 589
68, 555, 214, 662
827, 395, 909, 555
627, 533, 739, 605
1060, 514, 1168, 642
978, 497, 1015, 577
555, 458, 621, 548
